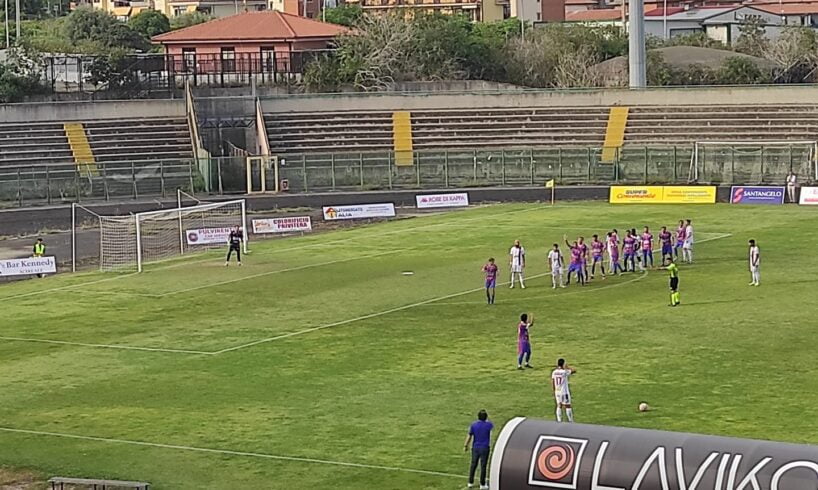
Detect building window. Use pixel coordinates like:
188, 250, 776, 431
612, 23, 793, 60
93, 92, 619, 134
173, 6, 187, 15
255, 3, 266, 10
261, 48, 276, 73
221, 47, 236, 72
182, 48, 196, 72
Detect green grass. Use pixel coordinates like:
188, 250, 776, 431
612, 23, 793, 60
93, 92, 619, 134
1, 202, 818, 489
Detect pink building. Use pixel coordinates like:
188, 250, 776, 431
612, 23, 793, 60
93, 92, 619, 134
152, 11, 347, 76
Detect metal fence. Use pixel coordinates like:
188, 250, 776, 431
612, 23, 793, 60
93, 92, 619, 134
1, 145, 815, 207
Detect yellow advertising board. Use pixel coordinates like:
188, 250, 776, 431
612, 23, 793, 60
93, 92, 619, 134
609, 186, 664, 204
662, 186, 717, 204
610, 186, 716, 204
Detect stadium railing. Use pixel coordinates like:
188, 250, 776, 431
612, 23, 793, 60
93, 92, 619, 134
0, 144, 813, 207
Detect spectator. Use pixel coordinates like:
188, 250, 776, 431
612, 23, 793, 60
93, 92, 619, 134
33, 238, 46, 278
786, 172, 798, 203
464, 409, 493, 489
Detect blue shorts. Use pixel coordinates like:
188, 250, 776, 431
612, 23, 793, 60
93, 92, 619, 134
662, 245, 673, 255
642, 250, 652, 258
485, 278, 496, 288
593, 256, 603, 263
624, 252, 634, 259
518, 343, 531, 355
568, 263, 582, 273
676, 240, 684, 248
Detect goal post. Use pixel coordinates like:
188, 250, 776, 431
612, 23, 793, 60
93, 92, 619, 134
72, 199, 248, 273
690, 140, 818, 183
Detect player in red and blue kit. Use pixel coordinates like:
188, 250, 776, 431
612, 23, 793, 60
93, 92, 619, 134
641, 226, 654, 268
607, 232, 624, 275
578, 237, 590, 280
623, 231, 637, 272
674, 220, 686, 259
659, 226, 673, 262
517, 313, 534, 370
482, 258, 498, 305
564, 236, 586, 286
590, 234, 606, 279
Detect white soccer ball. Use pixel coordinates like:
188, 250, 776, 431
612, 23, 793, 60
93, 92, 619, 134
638, 402, 649, 412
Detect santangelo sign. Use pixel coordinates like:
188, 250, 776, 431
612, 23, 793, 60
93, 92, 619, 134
490, 418, 818, 490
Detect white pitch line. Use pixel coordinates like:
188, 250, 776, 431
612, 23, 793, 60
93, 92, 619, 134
0, 336, 213, 355
155, 249, 404, 298
0, 273, 138, 303
0, 427, 462, 479
212, 271, 553, 354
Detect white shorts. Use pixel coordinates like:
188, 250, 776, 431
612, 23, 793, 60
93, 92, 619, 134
511, 263, 524, 273
683, 240, 693, 250
750, 265, 759, 272
555, 391, 572, 406
551, 267, 563, 276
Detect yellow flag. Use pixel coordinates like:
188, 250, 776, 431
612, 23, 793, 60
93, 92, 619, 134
545, 179, 555, 188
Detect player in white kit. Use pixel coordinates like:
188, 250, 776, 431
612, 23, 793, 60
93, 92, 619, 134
509, 240, 526, 288
547, 244, 565, 289
551, 358, 576, 422
682, 219, 694, 263
748, 239, 760, 286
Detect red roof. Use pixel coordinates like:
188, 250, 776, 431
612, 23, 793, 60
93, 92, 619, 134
566, 8, 624, 20
153, 11, 348, 44
644, 6, 686, 15
753, 2, 818, 13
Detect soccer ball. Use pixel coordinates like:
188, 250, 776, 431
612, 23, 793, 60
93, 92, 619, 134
638, 402, 649, 412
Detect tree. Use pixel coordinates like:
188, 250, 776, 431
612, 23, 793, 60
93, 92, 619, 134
762, 27, 818, 82
64, 7, 147, 52
129, 10, 170, 39
170, 11, 212, 30
322, 5, 362, 27
734, 17, 768, 58
0, 46, 45, 102
718, 56, 770, 84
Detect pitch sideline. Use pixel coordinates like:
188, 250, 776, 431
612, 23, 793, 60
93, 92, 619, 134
0, 426, 462, 479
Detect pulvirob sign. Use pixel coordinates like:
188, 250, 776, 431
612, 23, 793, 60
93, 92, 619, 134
731, 186, 785, 205
490, 418, 818, 489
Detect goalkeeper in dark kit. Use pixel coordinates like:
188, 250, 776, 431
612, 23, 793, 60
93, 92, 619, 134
225, 226, 243, 266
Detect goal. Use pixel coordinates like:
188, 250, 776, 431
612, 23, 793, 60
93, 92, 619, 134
689, 141, 818, 183
72, 195, 247, 272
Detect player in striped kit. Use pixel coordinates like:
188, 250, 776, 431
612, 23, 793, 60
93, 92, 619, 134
607, 231, 624, 275
623, 231, 637, 272
509, 240, 526, 289
547, 244, 566, 289
590, 234, 606, 279
641, 226, 654, 269
674, 220, 686, 260
658, 226, 673, 263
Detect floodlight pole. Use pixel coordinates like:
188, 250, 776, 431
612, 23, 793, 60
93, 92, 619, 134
4, 0, 9, 48
14, 0, 20, 42
628, 0, 647, 88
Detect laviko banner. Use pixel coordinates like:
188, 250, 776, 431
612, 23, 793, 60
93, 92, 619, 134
610, 186, 716, 204
323, 203, 396, 221
799, 186, 818, 205
0, 256, 57, 276
186, 227, 232, 245
252, 217, 312, 234
490, 418, 818, 490
731, 186, 785, 205
415, 192, 469, 209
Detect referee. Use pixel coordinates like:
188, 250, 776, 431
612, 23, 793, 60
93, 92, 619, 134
664, 257, 680, 307
225, 226, 243, 267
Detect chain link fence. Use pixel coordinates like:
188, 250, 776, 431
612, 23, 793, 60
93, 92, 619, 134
1, 145, 814, 207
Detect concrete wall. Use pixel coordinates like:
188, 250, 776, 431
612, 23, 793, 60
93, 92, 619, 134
0, 99, 186, 123
259, 85, 818, 113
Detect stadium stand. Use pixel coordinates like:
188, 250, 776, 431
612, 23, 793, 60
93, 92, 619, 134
84, 117, 193, 163
0, 121, 75, 168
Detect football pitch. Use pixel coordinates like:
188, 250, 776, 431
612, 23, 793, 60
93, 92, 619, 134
1, 202, 817, 489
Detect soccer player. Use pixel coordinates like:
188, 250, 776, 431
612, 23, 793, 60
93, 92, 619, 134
564, 237, 585, 286
631, 228, 644, 272
516, 313, 534, 370
683, 219, 694, 263
551, 358, 576, 423
482, 258, 498, 304
748, 239, 760, 286
674, 220, 686, 259
509, 240, 526, 289
590, 234, 606, 279
658, 226, 673, 263
641, 226, 654, 269
663, 257, 680, 306
225, 226, 243, 266
578, 236, 590, 280
547, 244, 565, 289
622, 230, 637, 272
607, 232, 624, 275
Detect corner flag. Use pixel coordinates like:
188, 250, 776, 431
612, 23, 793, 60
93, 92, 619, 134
545, 179, 555, 188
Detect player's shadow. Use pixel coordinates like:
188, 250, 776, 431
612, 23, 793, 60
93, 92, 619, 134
682, 299, 744, 306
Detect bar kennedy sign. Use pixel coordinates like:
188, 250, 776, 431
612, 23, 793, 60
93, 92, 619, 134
731, 186, 785, 205
0, 256, 57, 276
415, 192, 470, 209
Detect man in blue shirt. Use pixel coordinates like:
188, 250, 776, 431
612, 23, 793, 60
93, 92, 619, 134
463, 409, 493, 489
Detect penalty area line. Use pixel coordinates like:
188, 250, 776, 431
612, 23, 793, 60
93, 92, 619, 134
0, 336, 214, 355
212, 271, 553, 354
0, 427, 462, 479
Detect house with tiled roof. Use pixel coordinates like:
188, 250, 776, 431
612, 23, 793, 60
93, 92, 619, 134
152, 10, 346, 76
643, 5, 785, 43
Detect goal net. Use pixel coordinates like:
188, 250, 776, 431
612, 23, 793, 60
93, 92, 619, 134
689, 141, 818, 184
72, 198, 247, 272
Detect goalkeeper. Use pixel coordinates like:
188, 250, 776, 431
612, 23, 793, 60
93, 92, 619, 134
225, 226, 243, 266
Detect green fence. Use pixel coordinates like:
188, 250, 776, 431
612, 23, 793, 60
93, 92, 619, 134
1, 145, 814, 207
